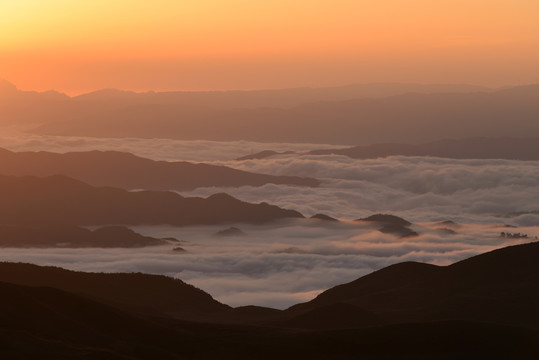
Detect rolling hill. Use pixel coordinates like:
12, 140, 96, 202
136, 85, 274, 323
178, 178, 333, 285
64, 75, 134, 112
0, 174, 304, 226
0, 147, 319, 190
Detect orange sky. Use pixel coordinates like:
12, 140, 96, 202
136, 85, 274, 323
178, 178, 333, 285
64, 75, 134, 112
1, 0, 538, 94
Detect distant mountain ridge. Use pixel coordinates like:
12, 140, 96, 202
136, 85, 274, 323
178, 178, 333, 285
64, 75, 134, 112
0, 79, 487, 106
20, 84, 539, 144
0, 224, 172, 248
0, 147, 319, 190
8, 79, 536, 145
308, 137, 539, 160
0, 174, 304, 226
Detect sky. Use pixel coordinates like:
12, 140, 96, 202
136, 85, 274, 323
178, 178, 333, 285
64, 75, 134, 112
1, 0, 539, 94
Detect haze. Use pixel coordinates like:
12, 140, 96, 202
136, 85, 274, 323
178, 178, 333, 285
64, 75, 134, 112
2, 0, 539, 94
1, 1, 539, 357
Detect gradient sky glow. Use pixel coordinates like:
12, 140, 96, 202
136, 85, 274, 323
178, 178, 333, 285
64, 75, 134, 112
1, 0, 538, 94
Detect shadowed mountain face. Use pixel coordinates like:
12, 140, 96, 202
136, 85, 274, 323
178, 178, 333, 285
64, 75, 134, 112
23, 85, 539, 144
0, 262, 229, 318
0, 281, 190, 360
3, 279, 538, 359
287, 241, 539, 330
309, 137, 539, 160
2, 243, 539, 358
0, 225, 171, 248
0, 174, 304, 226
0, 148, 319, 190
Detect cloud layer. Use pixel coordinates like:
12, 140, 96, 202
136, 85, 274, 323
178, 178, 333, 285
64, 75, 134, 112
0, 221, 536, 309
0, 130, 339, 162
1, 132, 537, 308
184, 155, 539, 224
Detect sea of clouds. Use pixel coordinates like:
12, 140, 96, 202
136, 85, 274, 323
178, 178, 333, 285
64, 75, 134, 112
0, 130, 538, 308
0, 220, 535, 308
189, 154, 539, 225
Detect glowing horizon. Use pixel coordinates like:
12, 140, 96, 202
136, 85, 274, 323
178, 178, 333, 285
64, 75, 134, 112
1, 0, 538, 95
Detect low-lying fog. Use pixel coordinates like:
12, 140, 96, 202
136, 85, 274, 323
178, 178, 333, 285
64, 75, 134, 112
1, 131, 538, 308
0, 220, 536, 309
188, 154, 539, 225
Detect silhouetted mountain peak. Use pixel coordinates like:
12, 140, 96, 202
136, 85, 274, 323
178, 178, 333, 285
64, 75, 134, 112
310, 213, 339, 222
379, 224, 419, 238
357, 214, 412, 226
0, 174, 303, 226
207, 192, 237, 201
73, 88, 140, 100
213, 226, 246, 237
0, 79, 18, 94
0, 80, 69, 100
0, 224, 168, 248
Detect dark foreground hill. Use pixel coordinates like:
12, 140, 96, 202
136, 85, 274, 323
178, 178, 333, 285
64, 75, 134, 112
2, 242, 539, 358
0, 225, 172, 248
309, 137, 539, 160
4, 279, 537, 359
287, 241, 539, 330
0, 174, 303, 226
0, 262, 228, 318
0, 148, 319, 190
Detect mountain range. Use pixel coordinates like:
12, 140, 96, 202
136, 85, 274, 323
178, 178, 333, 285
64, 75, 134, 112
0, 224, 173, 248
0, 174, 303, 226
5, 79, 539, 145
0, 147, 319, 190
9, 83, 537, 145
1, 241, 538, 358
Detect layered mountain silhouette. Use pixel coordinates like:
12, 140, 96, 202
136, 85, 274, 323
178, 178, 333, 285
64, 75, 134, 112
309, 136, 539, 160
0, 79, 486, 127
286, 241, 539, 330
357, 214, 418, 237
1, 242, 539, 358
0, 262, 228, 318
16, 84, 538, 144
0, 148, 319, 190
236, 150, 295, 161
310, 213, 339, 222
0, 174, 304, 226
0, 224, 173, 248
213, 226, 246, 237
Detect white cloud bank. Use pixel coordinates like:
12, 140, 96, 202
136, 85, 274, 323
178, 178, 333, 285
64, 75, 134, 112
184, 155, 539, 224
0, 133, 537, 308
0, 130, 340, 162
0, 221, 536, 309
